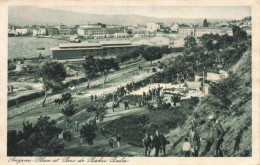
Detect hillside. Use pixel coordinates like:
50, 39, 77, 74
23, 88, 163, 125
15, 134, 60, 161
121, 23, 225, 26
8, 6, 228, 26
166, 48, 252, 157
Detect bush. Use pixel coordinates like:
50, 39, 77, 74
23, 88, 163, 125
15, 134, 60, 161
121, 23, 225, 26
8, 62, 16, 71
8, 91, 45, 107
80, 121, 98, 145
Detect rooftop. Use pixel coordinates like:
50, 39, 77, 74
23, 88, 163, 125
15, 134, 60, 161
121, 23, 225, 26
58, 42, 101, 48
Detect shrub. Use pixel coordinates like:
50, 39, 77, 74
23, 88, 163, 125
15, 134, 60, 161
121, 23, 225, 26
80, 121, 98, 145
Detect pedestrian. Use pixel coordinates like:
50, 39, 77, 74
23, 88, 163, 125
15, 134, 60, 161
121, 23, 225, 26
112, 102, 117, 112
68, 130, 72, 141
126, 99, 129, 110
189, 125, 200, 157
109, 138, 114, 148
138, 99, 142, 107
182, 137, 191, 157
95, 95, 97, 101
153, 130, 161, 157
16, 99, 19, 108
117, 134, 121, 148
102, 127, 105, 137
58, 131, 63, 140
74, 121, 79, 131
150, 135, 154, 155
159, 133, 169, 156
209, 114, 225, 157
143, 133, 151, 156
10, 85, 14, 92
117, 99, 120, 109
91, 95, 93, 103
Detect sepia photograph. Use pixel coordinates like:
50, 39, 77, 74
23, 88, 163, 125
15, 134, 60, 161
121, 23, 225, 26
1, 1, 259, 163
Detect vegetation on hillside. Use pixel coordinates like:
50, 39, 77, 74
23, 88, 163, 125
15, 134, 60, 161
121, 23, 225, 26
8, 116, 64, 156
164, 28, 252, 157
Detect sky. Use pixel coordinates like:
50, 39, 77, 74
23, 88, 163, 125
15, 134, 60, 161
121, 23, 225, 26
44, 6, 251, 20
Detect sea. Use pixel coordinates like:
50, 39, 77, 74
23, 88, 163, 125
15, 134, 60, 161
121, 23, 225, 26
8, 37, 70, 59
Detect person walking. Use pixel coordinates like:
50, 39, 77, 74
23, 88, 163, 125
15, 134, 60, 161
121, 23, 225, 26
143, 133, 151, 156
209, 114, 225, 157
91, 95, 93, 103
109, 138, 114, 148
153, 130, 161, 157
112, 102, 117, 112
189, 125, 200, 157
102, 127, 105, 137
126, 99, 129, 110
159, 133, 169, 156
117, 134, 121, 148
182, 137, 191, 157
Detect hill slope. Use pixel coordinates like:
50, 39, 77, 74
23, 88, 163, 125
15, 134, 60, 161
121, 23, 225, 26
166, 48, 252, 157
8, 6, 228, 26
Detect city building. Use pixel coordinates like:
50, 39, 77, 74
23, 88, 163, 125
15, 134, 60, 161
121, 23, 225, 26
56, 24, 70, 35
147, 23, 160, 33
50, 40, 138, 60
178, 26, 195, 38
46, 27, 59, 36
113, 33, 129, 38
32, 28, 47, 36
170, 23, 179, 32
15, 28, 28, 35
77, 27, 125, 39
178, 26, 233, 38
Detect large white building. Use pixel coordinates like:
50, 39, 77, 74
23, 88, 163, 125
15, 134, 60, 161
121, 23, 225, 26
15, 29, 29, 35
32, 28, 47, 36
178, 26, 233, 38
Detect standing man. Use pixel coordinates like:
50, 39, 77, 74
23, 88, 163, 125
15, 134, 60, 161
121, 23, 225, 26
117, 134, 121, 148
143, 133, 151, 156
91, 95, 93, 103
153, 130, 161, 157
159, 133, 169, 156
109, 138, 114, 148
209, 115, 225, 157
101, 127, 105, 137
189, 125, 200, 157
94, 95, 97, 101
126, 99, 129, 110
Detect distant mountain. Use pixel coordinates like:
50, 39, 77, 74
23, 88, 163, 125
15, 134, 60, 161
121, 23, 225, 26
9, 6, 228, 26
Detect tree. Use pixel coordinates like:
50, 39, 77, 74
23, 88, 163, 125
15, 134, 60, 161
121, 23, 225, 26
96, 58, 119, 85
7, 116, 64, 156
80, 121, 97, 145
199, 34, 214, 51
183, 36, 197, 55
232, 26, 247, 41
61, 102, 77, 129
127, 30, 133, 36
39, 61, 66, 107
82, 55, 97, 88
142, 46, 163, 66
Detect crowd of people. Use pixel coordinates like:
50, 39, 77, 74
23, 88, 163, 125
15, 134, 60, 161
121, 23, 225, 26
181, 114, 225, 157
141, 114, 225, 157
142, 130, 169, 157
